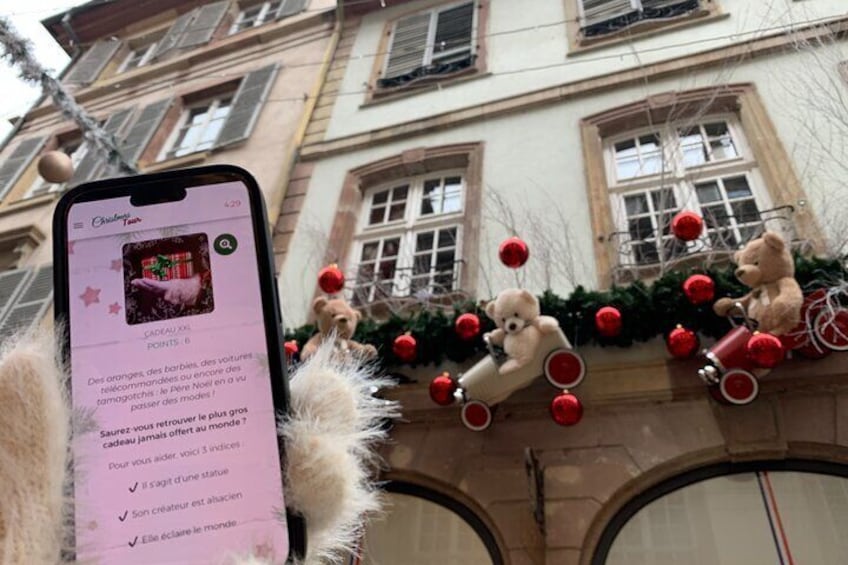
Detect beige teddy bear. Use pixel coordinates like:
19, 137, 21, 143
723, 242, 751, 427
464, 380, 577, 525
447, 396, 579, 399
301, 296, 378, 361
484, 289, 559, 375
713, 231, 803, 336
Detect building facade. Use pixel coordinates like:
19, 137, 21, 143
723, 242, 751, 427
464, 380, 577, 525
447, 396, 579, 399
274, 1, 848, 564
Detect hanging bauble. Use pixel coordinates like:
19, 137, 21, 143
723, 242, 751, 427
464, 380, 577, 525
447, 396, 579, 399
666, 325, 699, 359
37, 150, 74, 183
595, 306, 623, 337
429, 372, 457, 406
746, 332, 785, 368
283, 340, 299, 359
671, 211, 704, 241
317, 264, 345, 294
498, 236, 529, 269
683, 274, 715, 305
455, 313, 481, 341
393, 333, 417, 363
550, 392, 583, 426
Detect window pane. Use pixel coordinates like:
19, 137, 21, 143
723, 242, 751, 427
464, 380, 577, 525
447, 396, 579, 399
443, 193, 462, 213
369, 206, 386, 225
421, 179, 441, 215
731, 199, 760, 223
695, 182, 721, 203
383, 238, 400, 257
438, 228, 457, 248
373, 190, 389, 205
650, 189, 677, 212
388, 203, 406, 221
436, 250, 455, 271
701, 204, 729, 228
629, 217, 654, 240
704, 123, 737, 161
378, 260, 396, 280
633, 242, 658, 265
679, 127, 707, 168
444, 177, 462, 192
392, 185, 409, 200
416, 231, 434, 252
357, 263, 375, 281
724, 176, 752, 199
413, 254, 431, 275
361, 241, 380, 261
616, 157, 641, 180
625, 194, 649, 216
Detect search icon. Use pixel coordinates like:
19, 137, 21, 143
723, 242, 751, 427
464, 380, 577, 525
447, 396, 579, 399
214, 234, 238, 255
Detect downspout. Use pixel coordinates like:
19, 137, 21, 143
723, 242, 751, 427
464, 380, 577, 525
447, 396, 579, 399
266, 2, 344, 227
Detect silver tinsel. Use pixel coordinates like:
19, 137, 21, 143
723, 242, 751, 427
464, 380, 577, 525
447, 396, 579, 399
0, 17, 136, 174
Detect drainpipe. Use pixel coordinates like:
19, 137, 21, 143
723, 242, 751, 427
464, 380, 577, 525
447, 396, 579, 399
266, 2, 344, 228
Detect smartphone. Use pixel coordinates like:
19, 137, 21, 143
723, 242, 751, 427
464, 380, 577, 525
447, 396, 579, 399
53, 165, 305, 564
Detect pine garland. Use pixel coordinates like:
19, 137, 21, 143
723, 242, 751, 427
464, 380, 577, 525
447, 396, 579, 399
285, 255, 848, 367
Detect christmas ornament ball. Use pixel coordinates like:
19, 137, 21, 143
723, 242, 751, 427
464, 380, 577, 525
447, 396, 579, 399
747, 332, 785, 368
671, 211, 704, 241
595, 306, 623, 337
283, 340, 299, 359
317, 264, 345, 294
455, 313, 481, 341
37, 150, 74, 183
683, 274, 715, 305
393, 334, 417, 363
667, 325, 699, 359
429, 373, 457, 406
550, 392, 583, 426
498, 236, 530, 268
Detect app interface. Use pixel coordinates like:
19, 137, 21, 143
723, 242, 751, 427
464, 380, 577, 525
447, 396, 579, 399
67, 181, 288, 564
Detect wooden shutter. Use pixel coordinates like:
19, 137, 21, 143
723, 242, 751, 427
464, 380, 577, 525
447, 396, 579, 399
0, 136, 47, 199
434, 3, 474, 54
579, 0, 638, 27
118, 99, 172, 166
64, 40, 121, 84
0, 269, 32, 321
177, 1, 229, 48
69, 108, 135, 186
154, 10, 196, 59
0, 265, 53, 340
215, 65, 278, 148
383, 12, 431, 80
277, 0, 308, 19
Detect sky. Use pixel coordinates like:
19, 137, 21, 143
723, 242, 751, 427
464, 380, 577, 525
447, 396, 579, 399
0, 0, 85, 140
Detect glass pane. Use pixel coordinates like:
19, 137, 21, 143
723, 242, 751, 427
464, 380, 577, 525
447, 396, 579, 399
436, 250, 455, 271
738, 226, 760, 245
625, 194, 649, 217
650, 189, 677, 212
383, 238, 400, 257
724, 176, 752, 199
388, 203, 406, 221
633, 242, 658, 265
640, 150, 663, 176
444, 177, 462, 192
629, 217, 654, 240
616, 157, 641, 180
701, 204, 729, 228
438, 228, 457, 248
710, 137, 737, 161
369, 206, 385, 225
413, 254, 431, 275
679, 127, 707, 168
615, 138, 637, 156
373, 190, 389, 205
443, 193, 462, 213
703, 122, 729, 137
356, 263, 375, 282
434, 272, 454, 291
361, 242, 380, 261
392, 185, 409, 200
416, 231, 434, 251
731, 199, 760, 223
695, 182, 721, 203
421, 180, 440, 215
378, 260, 396, 280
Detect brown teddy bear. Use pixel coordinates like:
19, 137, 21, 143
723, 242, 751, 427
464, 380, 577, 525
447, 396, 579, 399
713, 231, 803, 335
484, 288, 559, 374
301, 296, 378, 361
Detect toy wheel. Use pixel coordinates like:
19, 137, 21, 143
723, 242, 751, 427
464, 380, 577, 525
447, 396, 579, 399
461, 400, 492, 432
718, 369, 759, 405
813, 308, 848, 351
544, 349, 586, 389
794, 338, 831, 360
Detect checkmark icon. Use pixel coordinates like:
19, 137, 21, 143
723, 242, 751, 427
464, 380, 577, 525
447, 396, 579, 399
128, 482, 138, 493
128, 536, 138, 548
118, 510, 128, 522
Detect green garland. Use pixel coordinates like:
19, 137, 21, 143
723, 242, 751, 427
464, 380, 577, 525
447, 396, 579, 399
285, 255, 847, 367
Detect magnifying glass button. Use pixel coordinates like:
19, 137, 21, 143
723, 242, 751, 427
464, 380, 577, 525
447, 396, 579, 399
214, 234, 238, 255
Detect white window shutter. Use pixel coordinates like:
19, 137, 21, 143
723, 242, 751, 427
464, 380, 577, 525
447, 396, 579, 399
0, 265, 53, 340
118, 99, 172, 166
0, 136, 47, 199
579, 0, 638, 28
0, 269, 33, 322
434, 3, 474, 54
277, 0, 308, 19
64, 40, 121, 84
177, 1, 230, 48
154, 10, 196, 59
215, 65, 278, 148
383, 12, 431, 80
69, 107, 135, 186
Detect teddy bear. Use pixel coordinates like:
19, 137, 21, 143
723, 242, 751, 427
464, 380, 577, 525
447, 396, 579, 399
484, 288, 560, 375
301, 296, 378, 361
713, 230, 803, 336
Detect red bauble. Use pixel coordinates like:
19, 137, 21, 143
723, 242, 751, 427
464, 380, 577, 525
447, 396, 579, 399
550, 392, 583, 426
284, 340, 299, 359
393, 334, 417, 363
595, 306, 623, 337
429, 372, 457, 406
746, 332, 785, 368
683, 274, 715, 306
317, 264, 345, 294
667, 325, 699, 359
498, 236, 530, 268
671, 211, 704, 241
455, 313, 481, 341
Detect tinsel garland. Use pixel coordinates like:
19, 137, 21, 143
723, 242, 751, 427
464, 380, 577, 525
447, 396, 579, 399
285, 255, 848, 367
0, 17, 136, 174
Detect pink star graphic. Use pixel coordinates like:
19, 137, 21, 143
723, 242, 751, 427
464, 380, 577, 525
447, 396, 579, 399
110, 259, 122, 272
108, 302, 121, 315
68, 241, 75, 254
79, 287, 101, 307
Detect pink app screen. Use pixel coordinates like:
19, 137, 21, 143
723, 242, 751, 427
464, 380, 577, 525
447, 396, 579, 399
67, 181, 288, 564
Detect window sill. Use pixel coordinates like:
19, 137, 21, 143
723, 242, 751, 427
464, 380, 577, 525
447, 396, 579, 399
567, 10, 729, 57
361, 70, 492, 108
142, 152, 210, 173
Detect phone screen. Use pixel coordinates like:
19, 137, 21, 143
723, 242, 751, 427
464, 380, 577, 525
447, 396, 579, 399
64, 180, 288, 563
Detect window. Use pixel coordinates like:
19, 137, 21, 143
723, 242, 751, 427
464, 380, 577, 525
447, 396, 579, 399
0, 265, 54, 342
606, 116, 768, 266
351, 175, 464, 305
25, 138, 88, 198
162, 96, 233, 159
378, 2, 479, 90
118, 39, 158, 73
229, 0, 308, 34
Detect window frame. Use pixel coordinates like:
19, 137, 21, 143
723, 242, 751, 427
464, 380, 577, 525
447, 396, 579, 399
117, 39, 159, 73
229, 0, 283, 34
158, 95, 234, 161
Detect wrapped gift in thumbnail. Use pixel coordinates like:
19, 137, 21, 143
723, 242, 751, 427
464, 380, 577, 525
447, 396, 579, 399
141, 252, 194, 281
